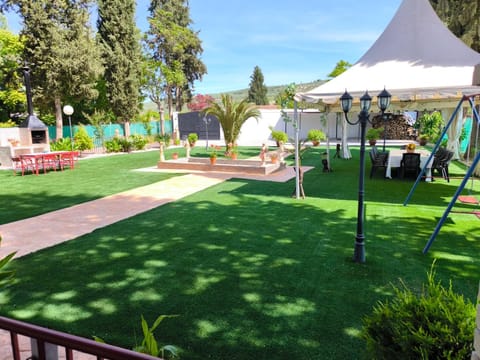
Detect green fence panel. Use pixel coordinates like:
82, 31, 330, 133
48, 121, 173, 141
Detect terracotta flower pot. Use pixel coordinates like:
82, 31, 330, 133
210, 157, 217, 165
172, 153, 178, 160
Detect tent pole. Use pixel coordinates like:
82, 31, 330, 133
294, 101, 300, 199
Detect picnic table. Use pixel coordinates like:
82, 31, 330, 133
16, 151, 78, 176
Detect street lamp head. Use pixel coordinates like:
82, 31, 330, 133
360, 91, 372, 113
377, 88, 391, 112
340, 90, 353, 113
63, 105, 74, 116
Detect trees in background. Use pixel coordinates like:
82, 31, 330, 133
145, 0, 206, 124
187, 94, 214, 111
327, 60, 352, 78
0, 18, 24, 122
247, 66, 268, 105
3, 0, 102, 139
430, 0, 480, 51
97, 0, 142, 130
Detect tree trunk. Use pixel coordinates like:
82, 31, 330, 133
124, 121, 131, 138
55, 97, 63, 140
155, 102, 165, 135
176, 87, 183, 112
166, 85, 174, 121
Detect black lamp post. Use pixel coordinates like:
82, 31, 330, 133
377, 88, 391, 152
340, 88, 391, 263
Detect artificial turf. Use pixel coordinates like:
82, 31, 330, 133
0, 145, 479, 359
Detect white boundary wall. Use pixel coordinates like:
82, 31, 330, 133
236, 109, 363, 146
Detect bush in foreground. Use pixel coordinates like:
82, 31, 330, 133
362, 262, 476, 359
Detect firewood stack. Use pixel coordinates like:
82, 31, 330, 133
371, 114, 417, 140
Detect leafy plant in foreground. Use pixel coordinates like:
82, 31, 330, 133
362, 261, 475, 359
0, 235, 16, 287
133, 314, 179, 359
94, 314, 179, 359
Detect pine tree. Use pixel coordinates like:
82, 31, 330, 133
97, 0, 142, 125
4, 0, 102, 139
247, 66, 268, 105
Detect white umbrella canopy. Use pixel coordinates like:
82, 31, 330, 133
296, 0, 480, 110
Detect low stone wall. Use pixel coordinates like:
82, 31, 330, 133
473, 284, 480, 360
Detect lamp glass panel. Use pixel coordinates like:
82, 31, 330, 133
340, 91, 353, 112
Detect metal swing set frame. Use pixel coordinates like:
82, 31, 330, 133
403, 93, 480, 253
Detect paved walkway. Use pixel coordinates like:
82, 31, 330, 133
0, 165, 304, 259
0, 164, 307, 359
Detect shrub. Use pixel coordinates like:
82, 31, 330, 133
415, 111, 443, 143
74, 125, 94, 151
50, 137, 73, 151
307, 129, 326, 143
366, 127, 384, 141
362, 262, 476, 359
129, 134, 147, 150
157, 133, 171, 146
104, 138, 124, 153
187, 133, 198, 145
270, 129, 288, 144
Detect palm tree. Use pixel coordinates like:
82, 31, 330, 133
202, 94, 261, 150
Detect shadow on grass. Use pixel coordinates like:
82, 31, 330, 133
1, 175, 479, 359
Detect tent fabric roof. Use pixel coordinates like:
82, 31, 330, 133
297, 0, 480, 105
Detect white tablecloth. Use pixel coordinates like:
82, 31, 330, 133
385, 149, 433, 180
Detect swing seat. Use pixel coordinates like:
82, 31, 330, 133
457, 196, 479, 205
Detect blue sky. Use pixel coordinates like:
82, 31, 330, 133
4, 0, 403, 95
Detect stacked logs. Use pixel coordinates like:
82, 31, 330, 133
371, 114, 417, 140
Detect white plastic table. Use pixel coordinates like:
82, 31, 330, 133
385, 149, 433, 181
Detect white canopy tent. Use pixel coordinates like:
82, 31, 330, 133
292, 0, 480, 186
296, 0, 480, 109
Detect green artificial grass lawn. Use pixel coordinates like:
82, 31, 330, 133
0, 146, 479, 359
0, 149, 180, 224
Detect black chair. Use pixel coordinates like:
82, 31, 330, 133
369, 147, 388, 178
400, 153, 421, 179
432, 149, 454, 182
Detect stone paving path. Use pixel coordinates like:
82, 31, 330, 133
0, 165, 308, 359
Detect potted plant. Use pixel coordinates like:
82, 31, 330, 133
172, 152, 179, 160
230, 146, 238, 160
270, 152, 279, 164
307, 129, 326, 146
270, 129, 288, 147
366, 127, 384, 146
418, 135, 429, 146
414, 111, 443, 145
209, 144, 218, 165
187, 133, 198, 147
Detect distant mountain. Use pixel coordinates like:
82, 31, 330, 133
142, 80, 325, 112
207, 80, 325, 104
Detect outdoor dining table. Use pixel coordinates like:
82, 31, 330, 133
385, 149, 433, 181
18, 151, 78, 176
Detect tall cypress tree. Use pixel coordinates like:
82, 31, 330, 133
247, 66, 268, 105
2, 0, 102, 139
97, 0, 142, 125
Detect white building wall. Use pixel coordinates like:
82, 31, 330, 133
236, 109, 364, 146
